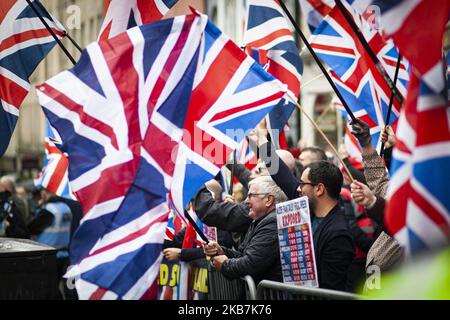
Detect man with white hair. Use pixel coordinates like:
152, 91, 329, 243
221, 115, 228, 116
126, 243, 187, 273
204, 176, 287, 284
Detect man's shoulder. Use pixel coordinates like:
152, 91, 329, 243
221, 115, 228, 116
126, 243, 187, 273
257, 211, 278, 228
322, 207, 352, 236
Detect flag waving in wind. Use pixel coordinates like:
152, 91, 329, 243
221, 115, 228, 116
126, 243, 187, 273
244, 0, 303, 150
352, 0, 450, 93
34, 122, 76, 200
0, 0, 64, 157
300, 0, 409, 151
38, 12, 286, 299
98, 0, 179, 40
385, 66, 450, 256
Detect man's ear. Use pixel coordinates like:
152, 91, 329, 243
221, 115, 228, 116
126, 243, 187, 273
316, 183, 325, 197
266, 195, 275, 207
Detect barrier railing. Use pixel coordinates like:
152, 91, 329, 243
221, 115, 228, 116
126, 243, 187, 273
241, 275, 257, 300
256, 280, 363, 300
206, 263, 257, 300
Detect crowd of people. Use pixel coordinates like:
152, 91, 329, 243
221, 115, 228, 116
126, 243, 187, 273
0, 117, 442, 299
162, 117, 409, 297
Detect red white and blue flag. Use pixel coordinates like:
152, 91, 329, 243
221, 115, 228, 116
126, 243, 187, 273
385, 64, 450, 255
169, 16, 286, 216
98, 0, 179, 40
0, 0, 64, 156
38, 13, 285, 299
301, 0, 409, 151
244, 0, 303, 150
352, 0, 450, 94
34, 122, 76, 200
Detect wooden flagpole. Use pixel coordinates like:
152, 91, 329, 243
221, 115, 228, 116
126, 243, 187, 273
287, 93, 355, 182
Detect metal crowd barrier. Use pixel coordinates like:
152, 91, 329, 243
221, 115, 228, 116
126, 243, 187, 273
256, 280, 363, 300
206, 263, 257, 300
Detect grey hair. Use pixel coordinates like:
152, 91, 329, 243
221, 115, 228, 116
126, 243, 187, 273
248, 176, 287, 204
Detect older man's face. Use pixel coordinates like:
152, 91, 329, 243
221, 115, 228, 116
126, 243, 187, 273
245, 184, 270, 220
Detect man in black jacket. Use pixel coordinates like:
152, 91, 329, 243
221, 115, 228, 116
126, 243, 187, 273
203, 176, 287, 284
250, 125, 355, 291
299, 161, 355, 291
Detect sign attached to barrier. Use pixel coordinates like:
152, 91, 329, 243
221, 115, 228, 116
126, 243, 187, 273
276, 196, 318, 287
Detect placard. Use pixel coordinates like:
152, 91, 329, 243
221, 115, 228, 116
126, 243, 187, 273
276, 196, 318, 287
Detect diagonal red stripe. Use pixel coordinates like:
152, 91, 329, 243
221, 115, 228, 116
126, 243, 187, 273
0, 73, 28, 108
39, 84, 119, 150
0, 28, 63, 53
87, 211, 168, 258
210, 92, 285, 123
246, 29, 293, 50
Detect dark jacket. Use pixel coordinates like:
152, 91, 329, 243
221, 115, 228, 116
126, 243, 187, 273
163, 226, 234, 262
221, 211, 282, 284
193, 186, 252, 233
313, 205, 355, 291
259, 141, 355, 290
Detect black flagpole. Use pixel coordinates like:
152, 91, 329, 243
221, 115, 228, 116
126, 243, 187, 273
278, 0, 357, 123
334, 0, 404, 105
25, 0, 77, 65
62, 31, 83, 54
184, 210, 209, 243
380, 54, 402, 157
31, 0, 84, 54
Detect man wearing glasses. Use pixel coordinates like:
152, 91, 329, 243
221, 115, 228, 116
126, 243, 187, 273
249, 123, 355, 292
203, 176, 287, 284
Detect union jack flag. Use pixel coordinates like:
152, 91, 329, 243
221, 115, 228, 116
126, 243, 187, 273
34, 122, 76, 200
244, 0, 303, 150
352, 0, 450, 93
98, 0, 179, 40
169, 17, 286, 216
0, 0, 64, 156
301, 0, 409, 151
37, 12, 285, 299
385, 64, 450, 256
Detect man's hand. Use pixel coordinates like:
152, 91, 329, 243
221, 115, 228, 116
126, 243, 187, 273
162, 248, 181, 262
350, 119, 372, 148
350, 180, 376, 209
203, 241, 224, 257
247, 119, 269, 148
381, 125, 396, 149
211, 255, 228, 272
223, 194, 235, 203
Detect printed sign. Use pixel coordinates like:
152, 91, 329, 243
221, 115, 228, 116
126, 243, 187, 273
276, 196, 318, 287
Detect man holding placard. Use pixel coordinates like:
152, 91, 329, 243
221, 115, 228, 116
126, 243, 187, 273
204, 176, 287, 284
250, 124, 355, 291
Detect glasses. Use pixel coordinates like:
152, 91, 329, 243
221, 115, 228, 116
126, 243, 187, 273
247, 193, 270, 200
299, 181, 316, 189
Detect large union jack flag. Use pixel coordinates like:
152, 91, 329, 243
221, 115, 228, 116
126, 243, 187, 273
98, 0, 179, 40
352, 0, 450, 94
169, 17, 286, 216
385, 63, 450, 256
34, 122, 76, 200
0, 0, 64, 156
244, 0, 303, 150
301, 0, 409, 151
38, 12, 285, 299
